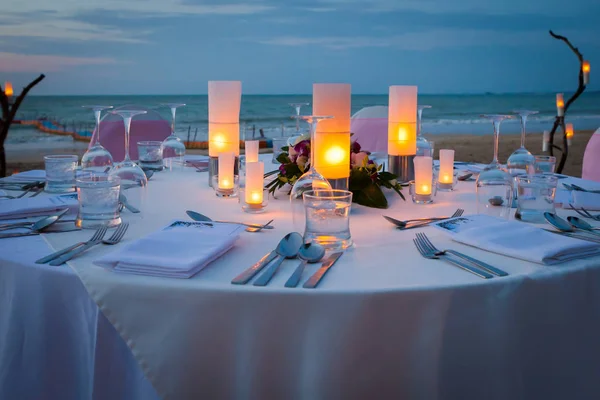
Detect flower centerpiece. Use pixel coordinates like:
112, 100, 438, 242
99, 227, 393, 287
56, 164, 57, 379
265, 134, 405, 208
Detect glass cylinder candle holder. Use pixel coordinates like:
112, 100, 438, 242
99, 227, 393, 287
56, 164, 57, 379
245, 140, 259, 163
212, 175, 239, 198
241, 161, 266, 212
437, 149, 455, 191
240, 188, 268, 213
411, 156, 434, 204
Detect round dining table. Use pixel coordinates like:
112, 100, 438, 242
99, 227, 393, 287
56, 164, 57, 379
2, 156, 600, 400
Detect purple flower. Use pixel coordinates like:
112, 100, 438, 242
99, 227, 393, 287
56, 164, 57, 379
279, 164, 286, 174
351, 141, 361, 153
294, 140, 310, 158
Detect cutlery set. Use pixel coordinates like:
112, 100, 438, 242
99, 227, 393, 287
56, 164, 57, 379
232, 232, 343, 288
383, 208, 464, 230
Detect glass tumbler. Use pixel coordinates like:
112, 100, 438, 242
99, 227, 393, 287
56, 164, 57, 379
303, 189, 353, 250
137, 141, 164, 171
44, 155, 78, 193
534, 156, 557, 174
76, 175, 121, 228
515, 174, 558, 223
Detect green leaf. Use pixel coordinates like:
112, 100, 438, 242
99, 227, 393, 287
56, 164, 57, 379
352, 182, 388, 209
349, 168, 371, 191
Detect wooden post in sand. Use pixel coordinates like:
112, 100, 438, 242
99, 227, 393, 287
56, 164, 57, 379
547, 31, 587, 174
0, 74, 45, 177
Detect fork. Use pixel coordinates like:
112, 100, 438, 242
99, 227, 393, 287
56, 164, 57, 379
413, 236, 493, 279
415, 233, 508, 277
574, 206, 600, 221
102, 222, 129, 245
386, 209, 464, 230
49, 225, 117, 266
37, 227, 108, 264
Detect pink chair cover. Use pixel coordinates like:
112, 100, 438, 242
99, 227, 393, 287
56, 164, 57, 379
89, 119, 171, 162
350, 118, 388, 153
582, 127, 600, 182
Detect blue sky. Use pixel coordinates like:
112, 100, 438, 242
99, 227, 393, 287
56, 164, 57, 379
1, 0, 599, 95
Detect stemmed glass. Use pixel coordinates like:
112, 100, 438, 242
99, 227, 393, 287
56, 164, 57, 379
416, 105, 433, 157
161, 103, 186, 171
476, 114, 514, 219
81, 105, 114, 171
507, 110, 538, 176
288, 102, 310, 146
108, 110, 149, 211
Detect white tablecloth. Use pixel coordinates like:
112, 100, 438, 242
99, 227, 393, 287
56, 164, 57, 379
3, 158, 600, 400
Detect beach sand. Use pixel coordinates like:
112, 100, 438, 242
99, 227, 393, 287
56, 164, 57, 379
5, 131, 594, 177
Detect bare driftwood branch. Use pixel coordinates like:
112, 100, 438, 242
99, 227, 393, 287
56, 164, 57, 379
547, 31, 586, 174
0, 74, 46, 177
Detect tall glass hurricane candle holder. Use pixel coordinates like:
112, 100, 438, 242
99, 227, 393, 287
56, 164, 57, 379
476, 114, 514, 219
161, 103, 186, 171
81, 105, 114, 172
416, 105, 433, 156
208, 81, 241, 187
312, 83, 351, 191
388, 86, 418, 183
108, 110, 149, 212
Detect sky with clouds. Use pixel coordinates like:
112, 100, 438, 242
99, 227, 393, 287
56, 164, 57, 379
1, 0, 599, 95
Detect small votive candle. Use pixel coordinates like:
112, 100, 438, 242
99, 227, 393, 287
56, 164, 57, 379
556, 93, 564, 117
242, 161, 267, 212
583, 61, 590, 85
245, 140, 259, 163
437, 149, 455, 191
213, 152, 238, 197
566, 123, 574, 146
543, 130, 550, 152
412, 156, 434, 204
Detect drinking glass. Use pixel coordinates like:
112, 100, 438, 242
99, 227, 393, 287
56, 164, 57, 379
76, 174, 121, 228
534, 156, 557, 174
507, 110, 538, 176
44, 155, 78, 193
416, 105, 433, 157
161, 103, 186, 171
137, 141, 163, 171
476, 115, 514, 219
288, 102, 310, 146
81, 105, 114, 172
108, 110, 148, 211
515, 174, 558, 223
303, 189, 353, 250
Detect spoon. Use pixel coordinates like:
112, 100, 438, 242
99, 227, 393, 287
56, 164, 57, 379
186, 210, 274, 230
544, 212, 600, 238
567, 216, 600, 232
0, 208, 69, 232
253, 232, 303, 286
457, 173, 473, 181
284, 242, 326, 288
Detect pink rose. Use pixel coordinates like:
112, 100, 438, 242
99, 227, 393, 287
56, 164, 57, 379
351, 151, 369, 167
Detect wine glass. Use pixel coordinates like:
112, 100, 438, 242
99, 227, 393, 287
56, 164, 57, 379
289, 116, 333, 232
108, 110, 149, 211
81, 105, 114, 172
416, 105, 433, 157
507, 110, 538, 176
161, 103, 186, 171
288, 102, 310, 147
476, 114, 514, 219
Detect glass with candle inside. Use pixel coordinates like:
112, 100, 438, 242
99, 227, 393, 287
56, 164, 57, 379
240, 161, 268, 212
410, 156, 436, 204
436, 149, 457, 191
212, 152, 239, 197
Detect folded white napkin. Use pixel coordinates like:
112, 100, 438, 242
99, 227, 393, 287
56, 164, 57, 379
0, 193, 78, 219
570, 191, 600, 211
94, 221, 245, 278
433, 215, 600, 265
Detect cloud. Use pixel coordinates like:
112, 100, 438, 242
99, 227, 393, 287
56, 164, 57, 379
0, 52, 119, 72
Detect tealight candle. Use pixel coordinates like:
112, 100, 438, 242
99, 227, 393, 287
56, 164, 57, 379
566, 123, 574, 146
543, 130, 550, 152
218, 152, 235, 190
245, 161, 264, 207
438, 149, 455, 191
4, 82, 13, 99
556, 93, 564, 117
414, 156, 433, 195
245, 140, 259, 163
583, 61, 590, 85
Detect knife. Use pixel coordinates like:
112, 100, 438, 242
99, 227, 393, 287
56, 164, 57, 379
0, 225, 81, 239
303, 252, 344, 289
231, 251, 278, 284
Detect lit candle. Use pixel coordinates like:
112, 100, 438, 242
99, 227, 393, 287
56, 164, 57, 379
218, 152, 235, 189
566, 123, 574, 146
583, 61, 590, 85
4, 82, 13, 99
438, 149, 455, 185
556, 93, 564, 117
388, 86, 417, 156
313, 83, 351, 181
245, 161, 264, 207
245, 140, 259, 163
208, 81, 241, 158
414, 156, 433, 195
543, 130, 550, 152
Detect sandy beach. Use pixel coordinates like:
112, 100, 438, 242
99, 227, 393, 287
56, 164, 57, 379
5, 131, 594, 177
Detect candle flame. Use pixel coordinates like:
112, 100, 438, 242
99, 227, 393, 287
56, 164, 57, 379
442, 174, 451, 183
566, 123, 574, 139
250, 191, 262, 204
4, 82, 13, 97
583, 61, 590, 73
212, 134, 227, 150
556, 93, 564, 108
421, 184, 430, 193
325, 146, 345, 165
397, 126, 408, 141
219, 178, 232, 189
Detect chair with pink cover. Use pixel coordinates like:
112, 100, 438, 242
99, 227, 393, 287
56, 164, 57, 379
582, 127, 600, 182
89, 105, 171, 162
350, 106, 388, 154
